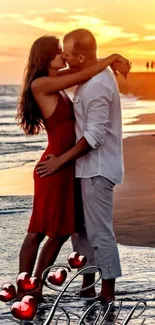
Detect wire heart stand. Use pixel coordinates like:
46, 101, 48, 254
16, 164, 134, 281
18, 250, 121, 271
1, 252, 147, 324
39, 261, 147, 325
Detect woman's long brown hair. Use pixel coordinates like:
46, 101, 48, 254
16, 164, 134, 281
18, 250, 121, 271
16, 35, 59, 135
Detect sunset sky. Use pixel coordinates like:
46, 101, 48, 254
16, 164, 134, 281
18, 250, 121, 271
1, 0, 155, 83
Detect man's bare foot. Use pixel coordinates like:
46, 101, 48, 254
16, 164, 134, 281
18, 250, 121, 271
98, 294, 115, 303
100, 278, 115, 303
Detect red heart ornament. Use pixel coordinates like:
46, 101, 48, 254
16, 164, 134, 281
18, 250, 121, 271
0, 282, 16, 302
11, 295, 37, 321
16, 272, 39, 292
68, 251, 87, 269
48, 268, 67, 286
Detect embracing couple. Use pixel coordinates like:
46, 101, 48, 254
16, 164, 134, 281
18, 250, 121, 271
16, 28, 130, 303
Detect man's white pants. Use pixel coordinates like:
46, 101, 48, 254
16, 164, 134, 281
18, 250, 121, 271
71, 176, 122, 279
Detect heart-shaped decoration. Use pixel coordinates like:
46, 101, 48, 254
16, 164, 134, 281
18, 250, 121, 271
11, 295, 37, 321
16, 272, 39, 292
0, 282, 16, 302
68, 251, 87, 269
47, 268, 67, 286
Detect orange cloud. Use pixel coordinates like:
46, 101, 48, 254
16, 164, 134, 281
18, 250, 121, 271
144, 24, 155, 31
0, 2, 155, 82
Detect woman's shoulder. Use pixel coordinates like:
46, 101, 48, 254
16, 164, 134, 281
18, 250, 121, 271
31, 78, 59, 100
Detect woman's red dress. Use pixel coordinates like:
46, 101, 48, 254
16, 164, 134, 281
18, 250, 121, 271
28, 91, 77, 238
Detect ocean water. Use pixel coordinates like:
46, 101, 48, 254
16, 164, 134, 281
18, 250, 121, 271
0, 85, 155, 324
0, 85, 155, 171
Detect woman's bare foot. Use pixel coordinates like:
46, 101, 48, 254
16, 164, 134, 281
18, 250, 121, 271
30, 287, 43, 302
15, 285, 43, 302
100, 278, 115, 303
80, 273, 96, 298
98, 294, 115, 304
15, 289, 26, 301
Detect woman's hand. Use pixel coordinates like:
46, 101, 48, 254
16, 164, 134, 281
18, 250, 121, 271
111, 60, 131, 80
114, 53, 130, 65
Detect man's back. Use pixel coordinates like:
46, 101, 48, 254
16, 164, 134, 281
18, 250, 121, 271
73, 68, 124, 184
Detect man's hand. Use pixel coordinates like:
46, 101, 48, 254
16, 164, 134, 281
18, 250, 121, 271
36, 154, 61, 177
36, 137, 91, 177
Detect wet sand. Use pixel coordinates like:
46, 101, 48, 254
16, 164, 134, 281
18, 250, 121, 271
114, 133, 155, 247
0, 164, 34, 196
113, 88, 155, 247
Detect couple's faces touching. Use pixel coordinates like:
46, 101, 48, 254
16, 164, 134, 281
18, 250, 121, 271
50, 39, 85, 70
49, 41, 66, 69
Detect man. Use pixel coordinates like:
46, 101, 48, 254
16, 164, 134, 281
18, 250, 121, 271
37, 29, 125, 303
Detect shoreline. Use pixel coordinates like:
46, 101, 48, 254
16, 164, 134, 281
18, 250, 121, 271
67, 72, 155, 100
126, 112, 155, 126
117, 72, 155, 100
0, 131, 154, 196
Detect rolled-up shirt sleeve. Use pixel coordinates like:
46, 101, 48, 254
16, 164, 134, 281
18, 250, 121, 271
82, 81, 112, 149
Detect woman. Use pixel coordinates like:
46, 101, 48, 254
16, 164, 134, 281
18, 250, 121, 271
16, 35, 129, 301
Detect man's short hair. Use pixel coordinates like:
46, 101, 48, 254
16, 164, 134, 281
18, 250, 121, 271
63, 29, 97, 58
